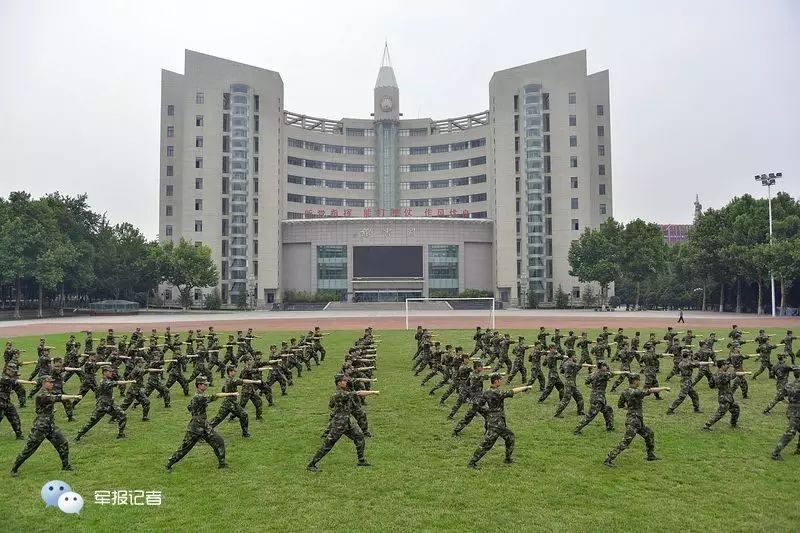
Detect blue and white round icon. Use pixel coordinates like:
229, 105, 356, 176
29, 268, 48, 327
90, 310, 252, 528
41, 480, 71, 507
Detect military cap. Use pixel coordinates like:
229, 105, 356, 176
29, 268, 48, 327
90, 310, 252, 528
195, 376, 210, 386
518, 336, 525, 341
38, 374, 55, 384
334, 373, 349, 384
627, 373, 641, 382
226, 365, 237, 373
101, 365, 113, 372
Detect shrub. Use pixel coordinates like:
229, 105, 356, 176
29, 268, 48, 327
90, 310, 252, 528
555, 285, 569, 309
203, 288, 222, 310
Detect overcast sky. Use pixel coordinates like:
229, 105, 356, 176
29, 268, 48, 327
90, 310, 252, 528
1, 0, 797, 238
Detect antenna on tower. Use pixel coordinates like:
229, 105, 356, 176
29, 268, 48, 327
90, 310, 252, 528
381, 41, 392, 68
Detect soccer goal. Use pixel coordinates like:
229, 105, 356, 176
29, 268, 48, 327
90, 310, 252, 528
404, 297, 495, 330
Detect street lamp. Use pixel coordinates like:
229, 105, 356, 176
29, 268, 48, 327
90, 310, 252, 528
755, 172, 782, 317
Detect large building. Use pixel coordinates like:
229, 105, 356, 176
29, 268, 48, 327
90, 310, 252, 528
159, 48, 612, 306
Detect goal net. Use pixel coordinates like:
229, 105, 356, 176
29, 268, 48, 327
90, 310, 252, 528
404, 297, 495, 330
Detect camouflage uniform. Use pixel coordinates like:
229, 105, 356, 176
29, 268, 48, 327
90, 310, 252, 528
575, 367, 614, 433
763, 357, 792, 414
507, 341, 529, 385
526, 346, 546, 391
468, 387, 516, 467
729, 348, 751, 399
492, 336, 515, 374
11, 384, 72, 474
537, 349, 564, 403
446, 361, 473, 416
752, 342, 776, 380
610, 350, 636, 392
166, 387, 226, 469
692, 342, 716, 387
0, 368, 24, 439
239, 363, 264, 420
120, 363, 151, 421
771, 377, 800, 459
429, 348, 455, 395
165, 353, 190, 396
469, 328, 484, 357
666, 355, 702, 414
441, 356, 469, 406
577, 336, 593, 366
452, 370, 490, 434
74, 358, 101, 406
703, 366, 739, 429
639, 343, 663, 400
781, 332, 797, 365
605, 381, 658, 464
308, 388, 367, 468
210, 375, 250, 437
75, 376, 127, 440
144, 367, 171, 408
554, 356, 584, 417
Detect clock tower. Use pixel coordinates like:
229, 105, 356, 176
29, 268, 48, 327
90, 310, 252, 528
374, 43, 400, 211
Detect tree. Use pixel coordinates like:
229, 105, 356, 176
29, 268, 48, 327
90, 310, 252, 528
621, 219, 668, 310
159, 239, 219, 310
568, 218, 623, 310
554, 285, 569, 309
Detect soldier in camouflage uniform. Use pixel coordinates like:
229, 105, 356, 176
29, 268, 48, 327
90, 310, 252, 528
639, 337, 664, 400
120, 357, 151, 421
604, 374, 669, 467
610, 347, 636, 392
552, 329, 565, 355
467, 373, 531, 469
781, 330, 797, 365
763, 353, 793, 415
440, 350, 470, 406
143, 361, 171, 408
574, 360, 615, 435
525, 343, 546, 392
238, 357, 264, 421
666, 350, 710, 415
752, 339, 777, 380
307, 373, 378, 472
10, 375, 81, 476
538, 345, 564, 403
428, 345, 455, 395
210, 366, 254, 438
188, 344, 214, 386
0, 364, 31, 439
576, 332, 594, 366
75, 366, 131, 441
166, 376, 233, 471
73, 353, 103, 407
49, 358, 75, 422
554, 351, 584, 417
265, 345, 288, 396
165, 349, 190, 396
702, 359, 747, 430
452, 362, 491, 435
492, 334, 515, 374
507, 337, 530, 385
469, 327, 484, 357
729, 342, 754, 399
771, 367, 800, 460
691, 340, 716, 387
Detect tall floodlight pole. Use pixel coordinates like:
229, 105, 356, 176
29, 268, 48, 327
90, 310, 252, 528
755, 172, 782, 317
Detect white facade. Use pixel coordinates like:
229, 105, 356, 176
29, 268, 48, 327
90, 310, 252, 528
159, 49, 611, 306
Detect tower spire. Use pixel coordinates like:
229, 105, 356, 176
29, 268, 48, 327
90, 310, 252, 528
375, 42, 398, 88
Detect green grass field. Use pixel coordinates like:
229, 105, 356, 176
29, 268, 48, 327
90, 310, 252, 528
2, 327, 798, 532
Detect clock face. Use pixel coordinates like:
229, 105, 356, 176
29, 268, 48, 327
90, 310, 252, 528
380, 96, 393, 112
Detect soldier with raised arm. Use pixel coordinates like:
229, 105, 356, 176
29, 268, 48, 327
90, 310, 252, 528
75, 366, 132, 442
553, 351, 584, 418
166, 376, 235, 471
467, 373, 531, 469
604, 374, 670, 467
771, 366, 800, 460
702, 359, 748, 430
0, 364, 32, 440
574, 361, 617, 435
307, 373, 378, 472
210, 366, 255, 438
10, 375, 81, 476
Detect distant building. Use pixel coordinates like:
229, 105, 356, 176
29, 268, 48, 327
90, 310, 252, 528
159, 48, 612, 306
659, 195, 701, 245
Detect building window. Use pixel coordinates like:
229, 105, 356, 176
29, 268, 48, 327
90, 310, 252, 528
253, 95, 260, 111
572, 286, 581, 299
598, 145, 605, 157
254, 115, 259, 133
222, 177, 230, 194
568, 92, 576, 104
571, 198, 579, 209
596, 104, 604, 116
253, 219, 258, 235
513, 94, 519, 112
253, 198, 259, 212
600, 204, 607, 215
166, 126, 174, 137
599, 183, 606, 195
599, 164, 606, 176
253, 178, 259, 193
195, 199, 203, 211
570, 176, 578, 189
167, 105, 174, 116
570, 156, 578, 168
195, 92, 204, 104
253, 240, 258, 255
196, 136, 203, 148
166, 165, 173, 176
166, 146, 174, 157
165, 185, 173, 196
597, 125, 605, 137
572, 218, 579, 230
196, 115, 203, 127
569, 115, 577, 127
194, 178, 203, 190
194, 220, 202, 232
253, 157, 259, 173
165, 205, 173, 216
254, 137, 259, 154
569, 135, 577, 147
165, 225, 173, 236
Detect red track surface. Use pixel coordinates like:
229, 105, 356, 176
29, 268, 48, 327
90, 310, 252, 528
1, 314, 798, 337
